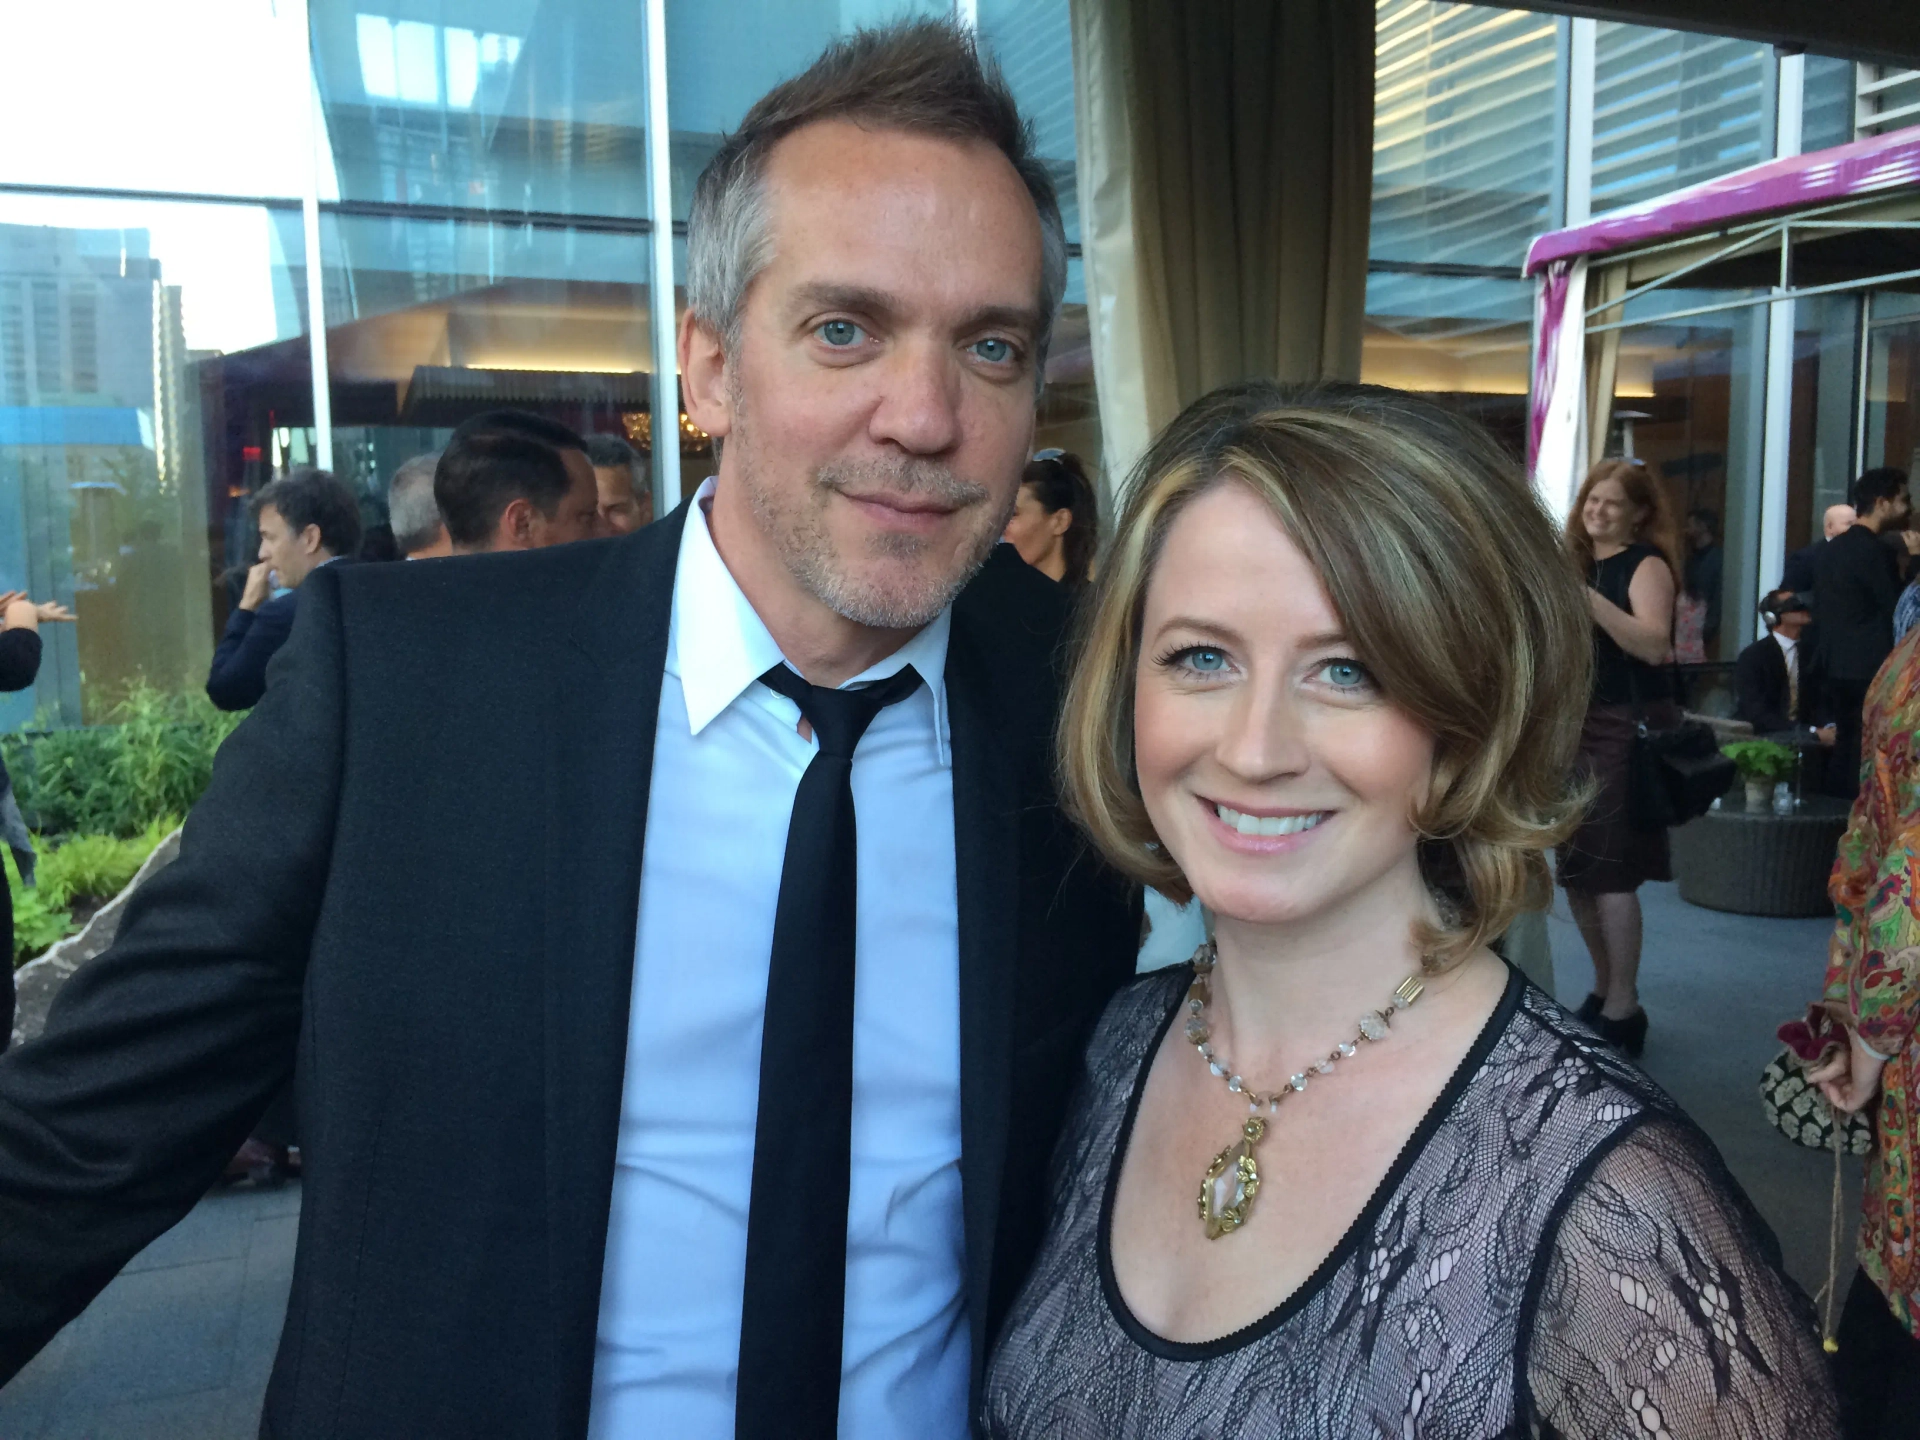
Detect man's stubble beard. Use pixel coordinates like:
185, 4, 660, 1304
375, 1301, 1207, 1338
729, 384, 1017, 631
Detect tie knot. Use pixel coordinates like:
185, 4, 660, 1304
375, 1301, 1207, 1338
759, 663, 924, 760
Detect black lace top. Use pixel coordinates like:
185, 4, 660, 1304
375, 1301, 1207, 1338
983, 965, 1837, 1439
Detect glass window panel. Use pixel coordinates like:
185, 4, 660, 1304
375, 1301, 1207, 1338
0, 1, 310, 200
1361, 272, 1536, 453
0, 196, 306, 725
310, 0, 648, 219
1592, 25, 1771, 216
664, 0, 949, 225
1785, 294, 1861, 553
1615, 288, 1769, 660
304, 211, 656, 527
978, 0, 1080, 243
1371, 1, 1561, 270
1866, 299, 1920, 479
1801, 56, 1858, 154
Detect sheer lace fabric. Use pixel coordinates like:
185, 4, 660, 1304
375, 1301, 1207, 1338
982, 967, 1836, 1439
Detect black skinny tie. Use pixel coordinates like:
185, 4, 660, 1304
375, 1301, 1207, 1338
735, 661, 925, 1440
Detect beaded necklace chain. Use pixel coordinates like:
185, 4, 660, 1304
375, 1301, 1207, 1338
1184, 939, 1425, 1239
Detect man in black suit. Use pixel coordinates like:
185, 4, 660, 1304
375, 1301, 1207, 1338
1815, 468, 1915, 796
205, 468, 360, 711
1734, 587, 1837, 756
0, 21, 1136, 1440
1780, 501, 1855, 595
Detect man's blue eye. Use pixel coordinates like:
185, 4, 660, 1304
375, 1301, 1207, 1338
817, 320, 863, 347
972, 337, 1014, 364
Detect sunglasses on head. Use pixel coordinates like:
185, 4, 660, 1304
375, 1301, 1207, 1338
1031, 448, 1065, 462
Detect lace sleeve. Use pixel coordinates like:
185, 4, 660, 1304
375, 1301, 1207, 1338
1523, 1117, 1838, 1439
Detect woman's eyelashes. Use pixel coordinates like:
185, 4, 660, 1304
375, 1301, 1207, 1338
1154, 644, 1233, 679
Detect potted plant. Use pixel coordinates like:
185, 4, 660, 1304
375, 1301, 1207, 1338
1721, 739, 1798, 810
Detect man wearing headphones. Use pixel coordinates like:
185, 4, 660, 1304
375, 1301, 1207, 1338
1735, 589, 1835, 766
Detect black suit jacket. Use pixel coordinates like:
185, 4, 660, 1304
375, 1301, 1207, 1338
1813, 525, 1901, 683
1780, 539, 1822, 597
0, 507, 1138, 1436
1732, 634, 1803, 734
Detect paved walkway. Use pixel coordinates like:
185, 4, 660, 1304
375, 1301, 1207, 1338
0, 881, 1857, 1435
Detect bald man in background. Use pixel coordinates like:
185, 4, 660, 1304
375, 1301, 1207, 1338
1783, 503, 1857, 595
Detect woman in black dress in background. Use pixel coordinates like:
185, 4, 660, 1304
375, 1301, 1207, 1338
1558, 459, 1684, 1057
983, 383, 1832, 1439
0, 589, 71, 1052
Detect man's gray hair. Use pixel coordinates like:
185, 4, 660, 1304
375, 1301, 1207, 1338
686, 18, 1068, 383
387, 451, 444, 554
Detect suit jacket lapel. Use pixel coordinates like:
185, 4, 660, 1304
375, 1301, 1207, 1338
543, 504, 689, 1435
943, 612, 1021, 1395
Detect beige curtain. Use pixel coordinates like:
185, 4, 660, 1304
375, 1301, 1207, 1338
1583, 262, 1629, 474
1072, 0, 1373, 490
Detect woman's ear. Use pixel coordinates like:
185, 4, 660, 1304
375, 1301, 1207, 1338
1048, 506, 1073, 538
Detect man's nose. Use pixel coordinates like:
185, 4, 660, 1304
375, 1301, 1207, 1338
869, 340, 962, 456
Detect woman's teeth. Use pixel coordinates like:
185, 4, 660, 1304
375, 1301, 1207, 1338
1213, 804, 1327, 837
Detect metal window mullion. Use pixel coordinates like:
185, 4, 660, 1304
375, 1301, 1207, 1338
642, 0, 679, 516
1565, 18, 1596, 225
296, 0, 333, 472
1584, 266, 1920, 334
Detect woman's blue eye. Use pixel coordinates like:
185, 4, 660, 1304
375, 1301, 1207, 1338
971, 337, 1014, 364
1319, 660, 1369, 689
1184, 648, 1227, 673
817, 320, 863, 347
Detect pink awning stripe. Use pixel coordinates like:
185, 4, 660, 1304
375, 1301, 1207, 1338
1524, 125, 1920, 277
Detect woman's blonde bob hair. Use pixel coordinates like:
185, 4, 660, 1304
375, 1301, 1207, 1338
1058, 382, 1594, 969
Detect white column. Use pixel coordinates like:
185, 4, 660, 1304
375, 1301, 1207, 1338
1565, 19, 1597, 225
1756, 53, 1805, 632
642, 0, 680, 516
294, 0, 333, 471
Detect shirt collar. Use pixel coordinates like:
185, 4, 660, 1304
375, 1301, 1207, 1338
1774, 631, 1797, 656
669, 477, 952, 763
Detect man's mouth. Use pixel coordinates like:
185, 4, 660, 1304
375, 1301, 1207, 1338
1211, 803, 1329, 838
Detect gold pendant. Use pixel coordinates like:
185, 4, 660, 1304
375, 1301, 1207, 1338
1197, 1116, 1265, 1239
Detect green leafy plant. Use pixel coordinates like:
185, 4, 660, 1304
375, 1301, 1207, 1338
34, 818, 177, 912
2, 681, 241, 839
5, 846, 77, 967
1721, 738, 1798, 783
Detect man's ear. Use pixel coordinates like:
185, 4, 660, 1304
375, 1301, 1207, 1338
499, 496, 536, 550
679, 309, 734, 441
299, 523, 325, 556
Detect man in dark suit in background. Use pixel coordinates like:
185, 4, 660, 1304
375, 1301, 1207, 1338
1781, 501, 1856, 595
438, 410, 605, 554
0, 22, 1136, 1440
1734, 591, 1837, 796
1815, 468, 1914, 796
205, 468, 360, 711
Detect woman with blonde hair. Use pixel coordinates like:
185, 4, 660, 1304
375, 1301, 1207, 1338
1559, 458, 1684, 1057
983, 382, 1832, 1438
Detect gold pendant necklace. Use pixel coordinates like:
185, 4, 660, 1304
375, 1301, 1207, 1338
1185, 940, 1425, 1239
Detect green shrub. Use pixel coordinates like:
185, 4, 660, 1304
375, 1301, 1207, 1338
35, 818, 177, 911
1721, 738, 1798, 782
3, 681, 241, 838
5, 846, 77, 967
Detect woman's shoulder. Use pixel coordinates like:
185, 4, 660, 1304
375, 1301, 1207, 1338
1081, 964, 1188, 1079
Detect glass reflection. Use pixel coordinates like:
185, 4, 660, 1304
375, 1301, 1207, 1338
0, 197, 305, 722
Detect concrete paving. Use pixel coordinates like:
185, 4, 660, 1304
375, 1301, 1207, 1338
0, 880, 1860, 1435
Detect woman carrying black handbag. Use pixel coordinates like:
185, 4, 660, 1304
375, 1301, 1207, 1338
1557, 459, 1683, 1056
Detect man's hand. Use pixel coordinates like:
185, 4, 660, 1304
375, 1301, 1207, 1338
1807, 1029, 1888, 1114
239, 561, 274, 613
1816, 724, 1837, 746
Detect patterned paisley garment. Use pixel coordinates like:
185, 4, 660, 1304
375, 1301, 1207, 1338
1827, 622, 1920, 1339
983, 966, 1836, 1438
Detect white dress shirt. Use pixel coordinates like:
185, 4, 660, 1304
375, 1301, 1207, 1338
588, 480, 968, 1438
